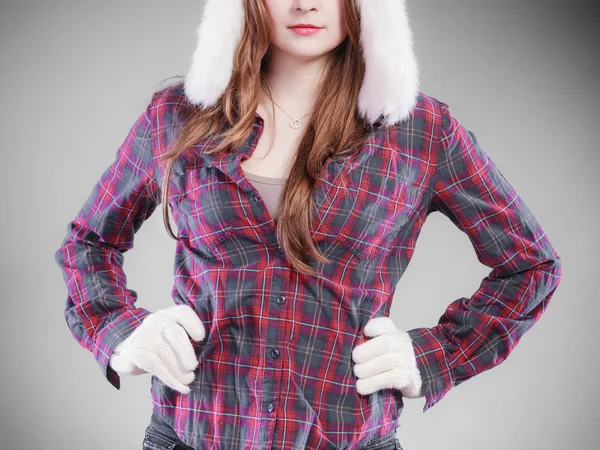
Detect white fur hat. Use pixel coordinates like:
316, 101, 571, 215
183, 0, 420, 127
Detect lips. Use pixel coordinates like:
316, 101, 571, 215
290, 25, 322, 29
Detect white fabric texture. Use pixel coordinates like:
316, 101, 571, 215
352, 316, 423, 398
109, 304, 206, 394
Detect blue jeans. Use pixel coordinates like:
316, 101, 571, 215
358, 428, 404, 450
142, 410, 194, 450
143, 409, 404, 449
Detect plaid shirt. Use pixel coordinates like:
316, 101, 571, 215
55, 83, 562, 449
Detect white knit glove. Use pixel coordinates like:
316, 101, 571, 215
352, 316, 423, 398
109, 304, 206, 394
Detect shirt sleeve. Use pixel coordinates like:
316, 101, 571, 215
406, 99, 563, 413
54, 94, 161, 390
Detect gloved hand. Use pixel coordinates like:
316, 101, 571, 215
109, 304, 206, 394
352, 316, 423, 398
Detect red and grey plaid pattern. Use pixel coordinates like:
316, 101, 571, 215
55, 83, 562, 449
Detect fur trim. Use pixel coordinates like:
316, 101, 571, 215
184, 0, 419, 126
184, 0, 245, 107
355, 0, 420, 126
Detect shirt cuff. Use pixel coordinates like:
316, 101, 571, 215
92, 307, 153, 389
406, 327, 455, 413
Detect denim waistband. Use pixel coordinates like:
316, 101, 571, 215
146, 409, 401, 450
144, 409, 194, 450
356, 428, 399, 450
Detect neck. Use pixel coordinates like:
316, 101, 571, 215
260, 49, 328, 116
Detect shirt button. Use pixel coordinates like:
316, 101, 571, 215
276, 295, 286, 304
270, 348, 280, 358
267, 403, 274, 413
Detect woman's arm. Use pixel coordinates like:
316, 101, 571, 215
54, 94, 161, 390
407, 99, 563, 413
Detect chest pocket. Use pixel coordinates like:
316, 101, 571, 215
331, 166, 422, 261
170, 165, 233, 258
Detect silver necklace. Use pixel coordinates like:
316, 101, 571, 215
261, 84, 312, 129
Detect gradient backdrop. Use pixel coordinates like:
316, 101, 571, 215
0, 0, 597, 449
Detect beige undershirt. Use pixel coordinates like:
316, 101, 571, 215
242, 168, 287, 224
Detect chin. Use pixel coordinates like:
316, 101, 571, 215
282, 43, 337, 58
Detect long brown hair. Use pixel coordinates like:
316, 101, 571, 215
157, 0, 373, 276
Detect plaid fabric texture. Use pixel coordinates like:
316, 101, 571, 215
55, 83, 562, 449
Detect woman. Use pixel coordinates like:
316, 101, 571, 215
54, 1, 562, 449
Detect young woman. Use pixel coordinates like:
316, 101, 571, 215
54, 1, 562, 449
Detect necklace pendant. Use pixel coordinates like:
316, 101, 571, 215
289, 119, 302, 129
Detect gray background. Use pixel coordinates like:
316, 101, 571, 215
1, 0, 597, 449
